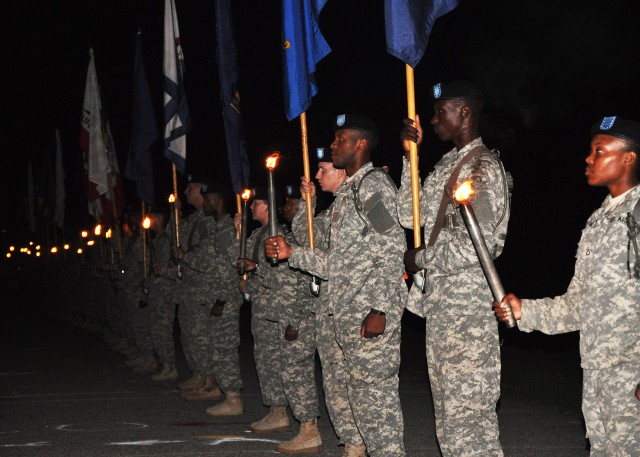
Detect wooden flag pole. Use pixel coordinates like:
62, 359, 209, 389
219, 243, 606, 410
299, 112, 315, 249
141, 201, 148, 281
107, 173, 123, 259
171, 164, 181, 249
406, 64, 422, 247
235, 194, 242, 240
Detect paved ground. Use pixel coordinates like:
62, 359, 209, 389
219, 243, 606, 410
0, 290, 589, 456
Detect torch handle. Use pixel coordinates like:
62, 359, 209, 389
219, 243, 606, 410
238, 202, 249, 275
267, 170, 279, 265
459, 202, 518, 329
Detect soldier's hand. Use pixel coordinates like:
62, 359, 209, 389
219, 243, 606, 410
233, 213, 242, 232
300, 177, 316, 201
403, 245, 425, 274
265, 236, 292, 260
210, 300, 225, 317
171, 246, 186, 261
492, 293, 522, 322
635, 383, 640, 401
284, 325, 299, 341
401, 115, 423, 155
361, 310, 386, 338
237, 258, 256, 273
239, 278, 248, 294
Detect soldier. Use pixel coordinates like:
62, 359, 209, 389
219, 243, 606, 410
173, 175, 221, 400
401, 81, 509, 456
494, 116, 640, 456
202, 189, 244, 416
147, 211, 179, 382
267, 114, 407, 457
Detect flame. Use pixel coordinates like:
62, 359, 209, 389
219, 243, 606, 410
168, 193, 176, 203
81, 230, 88, 238
241, 188, 252, 201
36, 252, 41, 257
105, 229, 112, 239
6, 253, 11, 258
265, 152, 280, 170
51, 247, 58, 254
454, 181, 474, 203
142, 216, 151, 230
77, 248, 83, 254
87, 240, 95, 246
35, 245, 41, 250
9, 246, 15, 251
64, 244, 70, 250
94, 225, 102, 236
29, 241, 34, 246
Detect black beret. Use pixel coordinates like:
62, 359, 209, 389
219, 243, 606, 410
284, 184, 301, 200
251, 186, 269, 202
332, 114, 378, 135
430, 80, 482, 102
591, 116, 640, 144
186, 173, 214, 193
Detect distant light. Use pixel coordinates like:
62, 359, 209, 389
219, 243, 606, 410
77, 248, 83, 254
9, 246, 15, 251
63, 244, 70, 250
29, 241, 34, 246
6, 253, 11, 258
81, 231, 88, 238
105, 229, 112, 239
87, 240, 95, 246
36, 252, 41, 257
50, 247, 58, 254
94, 225, 102, 236
26, 250, 32, 255
35, 245, 41, 251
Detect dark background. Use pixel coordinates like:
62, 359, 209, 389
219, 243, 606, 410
3, 0, 640, 298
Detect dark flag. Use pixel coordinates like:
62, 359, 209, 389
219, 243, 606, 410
384, 0, 458, 67
282, 0, 331, 121
215, 0, 250, 195
125, 29, 157, 205
163, 0, 191, 174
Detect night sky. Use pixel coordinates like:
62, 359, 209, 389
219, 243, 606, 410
4, 0, 640, 297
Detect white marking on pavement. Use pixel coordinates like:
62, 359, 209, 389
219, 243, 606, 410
56, 422, 148, 432
1, 442, 49, 447
203, 437, 280, 446
108, 440, 185, 445
0, 431, 20, 434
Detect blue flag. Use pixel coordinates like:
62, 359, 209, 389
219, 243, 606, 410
125, 30, 157, 205
282, 0, 331, 121
215, 0, 250, 195
163, 0, 191, 174
385, 0, 458, 68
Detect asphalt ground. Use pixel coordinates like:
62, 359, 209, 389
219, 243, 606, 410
0, 289, 589, 457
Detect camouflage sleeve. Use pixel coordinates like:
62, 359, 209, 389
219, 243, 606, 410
182, 220, 217, 273
519, 276, 582, 334
397, 157, 427, 229
291, 198, 315, 246
288, 246, 329, 280
415, 153, 508, 273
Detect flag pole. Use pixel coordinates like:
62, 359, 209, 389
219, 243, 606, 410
107, 173, 123, 259
299, 112, 315, 249
405, 64, 422, 247
171, 163, 181, 249
235, 194, 242, 241
141, 201, 148, 281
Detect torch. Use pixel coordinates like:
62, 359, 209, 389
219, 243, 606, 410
94, 224, 104, 263
139, 215, 151, 308
106, 228, 115, 280
265, 152, 280, 265
452, 181, 517, 328
168, 193, 183, 279
238, 188, 252, 303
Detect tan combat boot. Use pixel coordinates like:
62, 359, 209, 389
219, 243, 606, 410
205, 391, 243, 416
151, 363, 178, 382
132, 353, 158, 374
181, 375, 223, 401
276, 418, 322, 454
178, 371, 203, 391
250, 406, 291, 433
342, 443, 366, 457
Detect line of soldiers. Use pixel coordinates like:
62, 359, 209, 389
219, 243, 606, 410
92, 80, 637, 457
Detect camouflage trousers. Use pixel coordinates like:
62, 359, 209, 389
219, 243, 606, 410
210, 301, 243, 392
315, 313, 363, 447
148, 281, 177, 364
252, 314, 287, 407
107, 283, 131, 338
335, 314, 405, 457
177, 301, 196, 371
425, 314, 503, 457
279, 310, 320, 422
182, 301, 215, 375
125, 287, 153, 354
582, 364, 640, 456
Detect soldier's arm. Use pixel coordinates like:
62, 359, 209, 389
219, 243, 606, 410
397, 157, 427, 229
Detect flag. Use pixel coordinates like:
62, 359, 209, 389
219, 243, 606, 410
215, 0, 250, 194
125, 29, 157, 205
163, 0, 191, 174
384, 0, 458, 68
282, 0, 331, 121
54, 129, 65, 229
79, 48, 124, 224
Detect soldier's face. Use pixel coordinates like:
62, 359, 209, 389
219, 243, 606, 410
431, 99, 464, 142
184, 183, 203, 208
586, 134, 635, 189
202, 195, 217, 216
330, 129, 361, 170
316, 162, 344, 193
282, 197, 298, 223
251, 199, 268, 224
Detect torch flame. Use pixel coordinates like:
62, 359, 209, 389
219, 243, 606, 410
87, 240, 95, 246
168, 193, 176, 203
81, 230, 88, 238
105, 229, 112, 239
454, 181, 475, 203
241, 188, 252, 201
64, 244, 70, 250
51, 247, 58, 254
265, 153, 280, 170
77, 248, 83, 254
143, 216, 151, 230
94, 224, 102, 236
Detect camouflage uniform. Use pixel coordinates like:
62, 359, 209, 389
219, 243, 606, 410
289, 162, 407, 457
178, 209, 217, 377
209, 214, 243, 393
232, 224, 287, 408
519, 185, 640, 456
398, 137, 508, 456
148, 230, 178, 365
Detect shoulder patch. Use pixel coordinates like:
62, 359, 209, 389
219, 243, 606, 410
364, 191, 396, 234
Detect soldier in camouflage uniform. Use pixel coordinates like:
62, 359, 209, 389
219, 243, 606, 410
234, 188, 292, 433
268, 115, 407, 457
146, 211, 179, 382
173, 175, 221, 400
200, 189, 244, 414
401, 81, 508, 456
495, 116, 640, 457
